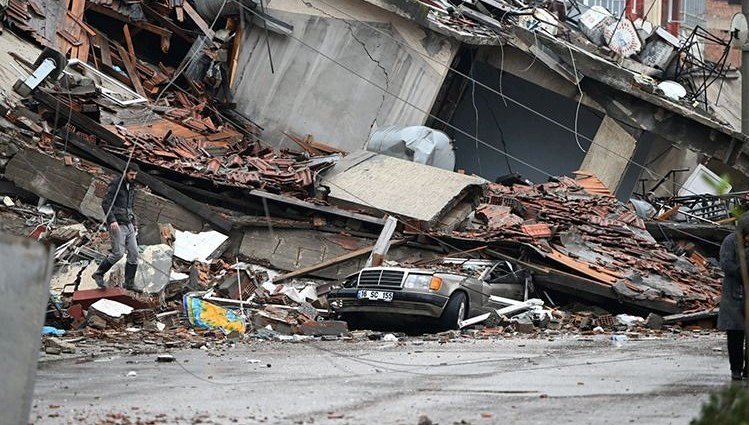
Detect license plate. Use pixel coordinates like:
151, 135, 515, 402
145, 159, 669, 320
357, 289, 393, 302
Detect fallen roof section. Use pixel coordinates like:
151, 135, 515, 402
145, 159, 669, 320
438, 173, 722, 314
321, 150, 487, 225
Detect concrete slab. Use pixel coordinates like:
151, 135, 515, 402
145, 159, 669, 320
110, 244, 173, 294
0, 233, 53, 425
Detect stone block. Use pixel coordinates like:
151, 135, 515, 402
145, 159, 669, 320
299, 320, 349, 336
109, 244, 173, 294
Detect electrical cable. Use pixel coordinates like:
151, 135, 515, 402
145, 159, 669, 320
479, 91, 513, 173
469, 50, 483, 176
567, 45, 586, 153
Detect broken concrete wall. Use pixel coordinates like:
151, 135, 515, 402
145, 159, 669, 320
579, 116, 638, 195
232, 0, 458, 152
4, 149, 204, 238
237, 227, 438, 280
0, 234, 52, 425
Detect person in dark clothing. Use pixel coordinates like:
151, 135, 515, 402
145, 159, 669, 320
92, 163, 140, 290
718, 213, 749, 381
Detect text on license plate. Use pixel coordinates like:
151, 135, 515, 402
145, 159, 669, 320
357, 290, 394, 302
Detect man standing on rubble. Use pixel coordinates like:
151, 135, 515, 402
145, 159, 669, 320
718, 214, 749, 381
92, 163, 140, 290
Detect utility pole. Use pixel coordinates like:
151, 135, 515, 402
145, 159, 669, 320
742, 0, 749, 387
744, 0, 749, 135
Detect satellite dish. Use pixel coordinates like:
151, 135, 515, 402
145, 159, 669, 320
730, 13, 749, 48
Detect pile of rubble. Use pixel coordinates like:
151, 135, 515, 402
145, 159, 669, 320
0, 0, 341, 206
43, 226, 343, 337
445, 172, 723, 313
418, 0, 734, 117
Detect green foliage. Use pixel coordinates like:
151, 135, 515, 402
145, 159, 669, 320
700, 172, 732, 195
690, 384, 749, 425
731, 204, 747, 219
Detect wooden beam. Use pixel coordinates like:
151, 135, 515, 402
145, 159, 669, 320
274, 239, 407, 283
88, 3, 173, 52
182, 1, 214, 39
33, 90, 125, 148
95, 33, 113, 67
123, 24, 137, 59
66, 10, 96, 37
115, 44, 146, 98
142, 4, 194, 43
228, 17, 242, 88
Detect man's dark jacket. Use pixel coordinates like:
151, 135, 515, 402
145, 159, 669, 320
102, 178, 136, 225
719, 217, 749, 331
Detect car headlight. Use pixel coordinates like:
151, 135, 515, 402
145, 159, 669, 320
429, 276, 443, 291
404, 274, 434, 290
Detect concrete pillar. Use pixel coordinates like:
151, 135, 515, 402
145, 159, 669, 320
0, 233, 53, 425
579, 116, 639, 194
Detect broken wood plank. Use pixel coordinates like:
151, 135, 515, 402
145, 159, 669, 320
57, 29, 83, 46
95, 33, 113, 67
66, 10, 96, 37
142, 3, 194, 43
69, 0, 89, 62
123, 24, 136, 60
88, 3, 173, 52
274, 239, 408, 283
115, 44, 146, 98
228, 16, 242, 88
284, 132, 324, 155
182, 1, 214, 39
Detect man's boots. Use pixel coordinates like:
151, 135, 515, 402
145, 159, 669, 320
124, 263, 138, 291
93, 259, 114, 289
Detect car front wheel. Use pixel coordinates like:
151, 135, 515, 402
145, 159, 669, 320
439, 292, 467, 330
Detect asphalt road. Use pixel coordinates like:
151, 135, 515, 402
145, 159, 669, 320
31, 333, 736, 425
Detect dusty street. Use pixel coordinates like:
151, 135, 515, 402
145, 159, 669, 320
31, 333, 733, 425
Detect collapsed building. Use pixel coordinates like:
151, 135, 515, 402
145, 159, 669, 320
0, 0, 736, 338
